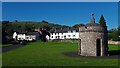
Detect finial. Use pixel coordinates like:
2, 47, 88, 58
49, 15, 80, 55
92, 13, 94, 17
90, 13, 95, 24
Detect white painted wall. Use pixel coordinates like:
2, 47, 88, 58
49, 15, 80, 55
17, 34, 26, 40
25, 35, 36, 41
49, 32, 79, 40
13, 32, 17, 39
13, 31, 37, 41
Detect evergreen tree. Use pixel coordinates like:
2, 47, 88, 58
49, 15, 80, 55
99, 15, 106, 26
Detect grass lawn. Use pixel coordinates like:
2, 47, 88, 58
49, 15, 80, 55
2, 42, 120, 67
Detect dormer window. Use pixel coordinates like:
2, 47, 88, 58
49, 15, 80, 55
68, 31, 71, 33
73, 30, 76, 33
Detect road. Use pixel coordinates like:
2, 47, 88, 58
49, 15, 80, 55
1, 44, 25, 53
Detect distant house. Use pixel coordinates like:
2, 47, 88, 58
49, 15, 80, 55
13, 32, 41, 41
47, 28, 79, 40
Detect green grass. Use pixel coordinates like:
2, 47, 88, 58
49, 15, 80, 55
2, 42, 120, 66
0, 44, 14, 47
108, 44, 119, 51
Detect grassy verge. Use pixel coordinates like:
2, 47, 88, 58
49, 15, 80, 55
2, 42, 120, 66
0, 44, 14, 47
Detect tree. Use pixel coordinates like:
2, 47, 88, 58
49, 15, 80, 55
15, 20, 18, 22
42, 20, 48, 24
108, 28, 120, 41
99, 15, 106, 26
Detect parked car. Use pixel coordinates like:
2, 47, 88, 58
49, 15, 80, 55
20, 40, 27, 45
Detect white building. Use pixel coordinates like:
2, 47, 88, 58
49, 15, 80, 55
13, 32, 41, 41
47, 28, 79, 40
13, 28, 79, 41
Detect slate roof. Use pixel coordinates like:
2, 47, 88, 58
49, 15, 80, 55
86, 23, 100, 26
17, 32, 27, 34
26, 32, 39, 35
17, 31, 39, 35
50, 28, 79, 33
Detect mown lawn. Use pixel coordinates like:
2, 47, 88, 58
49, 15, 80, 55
2, 42, 120, 66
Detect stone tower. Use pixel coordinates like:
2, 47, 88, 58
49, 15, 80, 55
78, 14, 108, 56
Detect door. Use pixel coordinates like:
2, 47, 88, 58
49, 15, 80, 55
96, 39, 101, 56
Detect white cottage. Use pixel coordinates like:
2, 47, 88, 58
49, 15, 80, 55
48, 28, 79, 40
13, 32, 41, 41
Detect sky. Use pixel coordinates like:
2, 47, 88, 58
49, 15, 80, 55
2, 2, 118, 30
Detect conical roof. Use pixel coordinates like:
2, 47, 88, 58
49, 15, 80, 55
86, 14, 100, 26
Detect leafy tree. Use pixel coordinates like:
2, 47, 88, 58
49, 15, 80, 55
108, 33, 112, 40
108, 28, 120, 41
111, 30, 119, 41
99, 15, 106, 26
42, 20, 48, 24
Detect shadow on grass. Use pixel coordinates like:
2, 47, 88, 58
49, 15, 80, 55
63, 50, 120, 59
108, 50, 120, 56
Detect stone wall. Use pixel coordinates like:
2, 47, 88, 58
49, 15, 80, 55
79, 31, 108, 56
79, 32, 102, 56
108, 40, 120, 44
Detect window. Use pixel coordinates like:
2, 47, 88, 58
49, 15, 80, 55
58, 36, 60, 39
51, 36, 53, 38
68, 35, 71, 37
26, 37, 29, 39
55, 36, 57, 38
29, 36, 31, 39
64, 36, 66, 38
73, 35, 76, 37
19, 38, 21, 40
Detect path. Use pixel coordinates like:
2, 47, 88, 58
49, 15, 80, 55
1, 44, 24, 53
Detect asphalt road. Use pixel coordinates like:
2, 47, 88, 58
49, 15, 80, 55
1, 44, 24, 53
